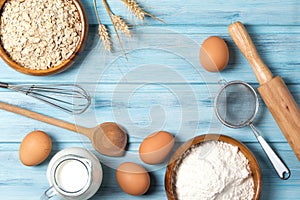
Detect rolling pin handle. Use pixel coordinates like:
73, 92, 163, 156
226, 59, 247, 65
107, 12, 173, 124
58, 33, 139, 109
228, 21, 273, 85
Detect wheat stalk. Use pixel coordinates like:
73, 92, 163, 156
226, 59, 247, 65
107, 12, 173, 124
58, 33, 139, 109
121, 0, 164, 23
93, 0, 163, 53
121, 0, 144, 20
98, 24, 112, 51
93, 0, 112, 51
102, 0, 127, 57
112, 14, 131, 37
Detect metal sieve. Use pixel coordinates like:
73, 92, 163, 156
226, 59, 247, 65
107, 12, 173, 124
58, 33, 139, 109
214, 80, 290, 180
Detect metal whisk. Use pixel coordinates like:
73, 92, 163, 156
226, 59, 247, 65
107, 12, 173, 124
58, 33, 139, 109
0, 82, 91, 114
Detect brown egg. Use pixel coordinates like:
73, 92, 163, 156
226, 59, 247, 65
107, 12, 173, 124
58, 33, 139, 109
139, 131, 174, 164
116, 162, 150, 196
19, 130, 52, 166
200, 36, 229, 72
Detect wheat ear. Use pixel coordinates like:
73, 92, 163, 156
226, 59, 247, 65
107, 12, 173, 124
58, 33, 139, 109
102, 0, 127, 57
121, 0, 144, 20
112, 14, 131, 37
98, 24, 112, 51
121, 0, 165, 23
93, 0, 112, 51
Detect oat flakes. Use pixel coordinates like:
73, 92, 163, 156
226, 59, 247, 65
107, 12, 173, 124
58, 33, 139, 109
0, 0, 82, 70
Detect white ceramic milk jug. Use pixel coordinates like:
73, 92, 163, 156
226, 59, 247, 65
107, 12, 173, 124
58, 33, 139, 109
41, 147, 103, 200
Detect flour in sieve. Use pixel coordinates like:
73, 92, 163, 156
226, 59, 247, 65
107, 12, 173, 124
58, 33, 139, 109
175, 141, 254, 200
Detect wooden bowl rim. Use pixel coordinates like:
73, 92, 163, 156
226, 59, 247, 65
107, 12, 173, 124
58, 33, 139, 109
165, 134, 262, 200
0, 0, 88, 76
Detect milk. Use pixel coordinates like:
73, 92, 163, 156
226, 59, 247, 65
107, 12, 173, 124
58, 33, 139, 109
55, 159, 89, 193
43, 147, 103, 200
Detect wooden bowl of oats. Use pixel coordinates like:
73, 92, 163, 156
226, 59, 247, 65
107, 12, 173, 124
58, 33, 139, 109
165, 134, 262, 200
0, 0, 88, 76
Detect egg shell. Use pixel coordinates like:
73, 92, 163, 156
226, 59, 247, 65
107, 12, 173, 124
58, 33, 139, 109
19, 130, 52, 166
139, 131, 174, 164
200, 36, 229, 72
116, 162, 150, 196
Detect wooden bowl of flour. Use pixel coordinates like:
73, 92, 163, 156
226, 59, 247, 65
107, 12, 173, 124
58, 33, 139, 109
0, 0, 88, 76
165, 134, 261, 200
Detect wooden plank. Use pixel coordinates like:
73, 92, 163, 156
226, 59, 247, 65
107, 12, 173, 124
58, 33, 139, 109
0, 25, 299, 84
0, 142, 299, 199
0, 0, 299, 199
0, 83, 299, 143
83, 0, 300, 26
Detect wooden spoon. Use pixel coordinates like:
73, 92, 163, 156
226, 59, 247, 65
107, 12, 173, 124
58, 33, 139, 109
0, 101, 127, 157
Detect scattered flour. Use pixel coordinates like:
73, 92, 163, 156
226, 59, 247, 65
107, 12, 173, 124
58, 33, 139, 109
175, 141, 254, 200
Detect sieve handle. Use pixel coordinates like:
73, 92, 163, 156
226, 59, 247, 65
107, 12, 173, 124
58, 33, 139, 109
228, 21, 273, 85
250, 124, 290, 180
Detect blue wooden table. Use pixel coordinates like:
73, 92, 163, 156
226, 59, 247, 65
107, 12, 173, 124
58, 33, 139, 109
0, 0, 299, 199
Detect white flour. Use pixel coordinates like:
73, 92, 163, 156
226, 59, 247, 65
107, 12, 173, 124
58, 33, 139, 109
175, 141, 254, 200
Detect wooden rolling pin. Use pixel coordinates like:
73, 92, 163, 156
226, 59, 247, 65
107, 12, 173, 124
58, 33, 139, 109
228, 21, 300, 161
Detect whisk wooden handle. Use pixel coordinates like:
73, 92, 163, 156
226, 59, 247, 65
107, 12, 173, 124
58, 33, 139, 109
0, 101, 91, 138
228, 21, 273, 85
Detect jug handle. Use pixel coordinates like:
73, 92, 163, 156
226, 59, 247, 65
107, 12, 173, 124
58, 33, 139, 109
40, 186, 57, 200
